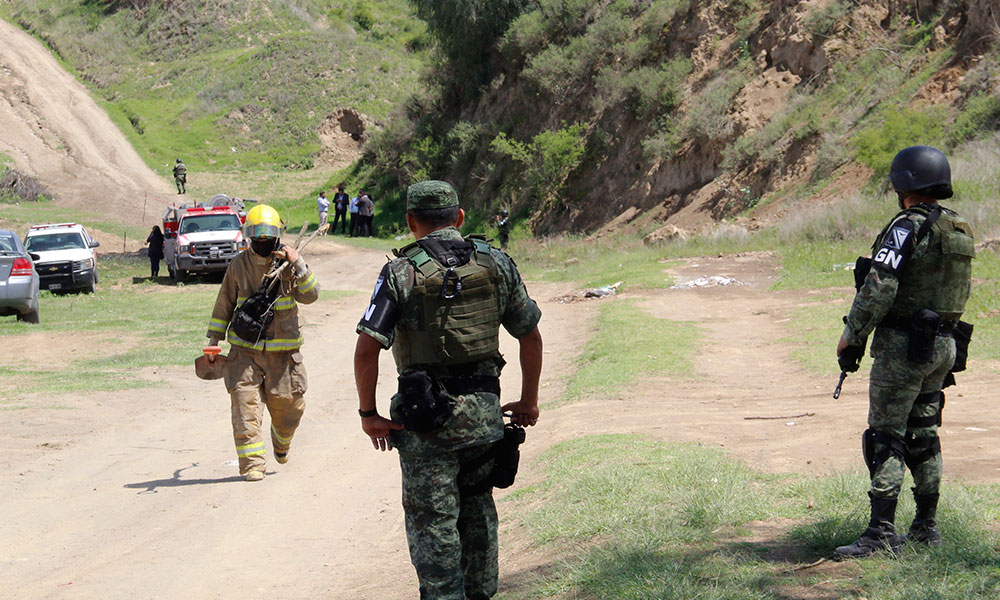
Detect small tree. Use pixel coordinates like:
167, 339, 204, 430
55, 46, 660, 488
490, 123, 588, 209
411, 0, 531, 86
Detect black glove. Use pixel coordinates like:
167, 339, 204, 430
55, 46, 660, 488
838, 344, 865, 373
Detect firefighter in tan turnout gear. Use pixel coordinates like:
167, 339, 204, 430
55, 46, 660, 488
206, 204, 320, 481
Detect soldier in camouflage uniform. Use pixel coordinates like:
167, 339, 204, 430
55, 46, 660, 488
173, 158, 187, 194
354, 180, 543, 599
834, 146, 974, 559
496, 209, 510, 251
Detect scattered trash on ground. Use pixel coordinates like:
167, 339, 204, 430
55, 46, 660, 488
671, 276, 742, 289
965, 427, 987, 432
830, 263, 856, 271
553, 281, 623, 303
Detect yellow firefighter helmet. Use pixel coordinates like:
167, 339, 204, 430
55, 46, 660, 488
244, 204, 283, 239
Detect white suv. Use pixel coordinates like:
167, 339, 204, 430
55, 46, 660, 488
24, 223, 100, 293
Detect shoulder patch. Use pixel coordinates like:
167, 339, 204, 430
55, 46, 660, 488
872, 217, 915, 275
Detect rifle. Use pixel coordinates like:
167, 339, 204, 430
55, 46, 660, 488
832, 371, 848, 399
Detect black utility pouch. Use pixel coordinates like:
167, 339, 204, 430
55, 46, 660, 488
907, 308, 941, 364
951, 320, 974, 372
231, 290, 275, 342
853, 256, 873, 291
492, 423, 526, 489
397, 370, 453, 432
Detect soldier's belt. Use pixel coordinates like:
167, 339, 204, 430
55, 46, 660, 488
439, 374, 500, 397
879, 314, 955, 336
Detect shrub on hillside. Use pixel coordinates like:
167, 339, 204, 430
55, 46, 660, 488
490, 123, 588, 207
682, 70, 748, 141
853, 107, 947, 180
0, 168, 50, 203
412, 0, 530, 88
802, 0, 851, 38
948, 93, 1000, 148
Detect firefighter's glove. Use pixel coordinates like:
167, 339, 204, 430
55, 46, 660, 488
207, 335, 221, 348
838, 344, 865, 373
293, 256, 308, 279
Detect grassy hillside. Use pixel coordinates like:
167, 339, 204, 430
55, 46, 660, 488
1, 0, 430, 175
355, 0, 1000, 236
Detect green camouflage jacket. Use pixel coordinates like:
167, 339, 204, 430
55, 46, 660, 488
357, 226, 541, 454
843, 204, 974, 349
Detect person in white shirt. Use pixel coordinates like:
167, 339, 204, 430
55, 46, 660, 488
349, 194, 360, 237
316, 190, 331, 235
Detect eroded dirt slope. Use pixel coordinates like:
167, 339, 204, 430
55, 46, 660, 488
0, 19, 175, 220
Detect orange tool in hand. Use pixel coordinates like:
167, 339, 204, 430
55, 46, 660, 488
195, 345, 227, 380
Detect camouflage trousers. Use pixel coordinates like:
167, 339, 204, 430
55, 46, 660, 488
175, 175, 186, 193
399, 443, 498, 600
867, 327, 955, 499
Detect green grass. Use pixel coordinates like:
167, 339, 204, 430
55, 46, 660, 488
0, 198, 149, 243
0, 253, 356, 399
782, 293, 852, 374
773, 240, 866, 290
561, 299, 700, 405
779, 249, 1000, 373
499, 434, 1000, 599
0, 255, 216, 398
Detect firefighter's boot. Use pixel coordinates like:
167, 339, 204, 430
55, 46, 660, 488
245, 470, 265, 482
834, 494, 902, 559
905, 492, 941, 547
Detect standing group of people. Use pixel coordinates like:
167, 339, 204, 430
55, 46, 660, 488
317, 185, 374, 236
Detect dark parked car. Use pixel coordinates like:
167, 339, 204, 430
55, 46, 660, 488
0, 229, 40, 323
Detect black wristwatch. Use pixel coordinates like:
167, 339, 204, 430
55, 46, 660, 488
358, 408, 378, 418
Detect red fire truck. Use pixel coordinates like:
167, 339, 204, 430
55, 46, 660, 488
162, 199, 248, 282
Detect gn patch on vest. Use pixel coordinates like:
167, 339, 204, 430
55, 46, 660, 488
873, 218, 914, 275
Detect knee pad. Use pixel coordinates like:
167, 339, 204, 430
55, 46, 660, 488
862, 428, 906, 478
908, 391, 944, 429
905, 431, 941, 470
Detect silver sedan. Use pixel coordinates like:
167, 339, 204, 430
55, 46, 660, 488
0, 229, 40, 323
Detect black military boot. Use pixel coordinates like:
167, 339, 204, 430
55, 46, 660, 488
905, 492, 941, 547
834, 494, 903, 560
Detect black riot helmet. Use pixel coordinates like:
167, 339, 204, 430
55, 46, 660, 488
889, 145, 952, 200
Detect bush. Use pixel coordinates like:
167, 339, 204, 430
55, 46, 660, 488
490, 123, 588, 207
641, 116, 681, 162
802, 0, 851, 37
852, 107, 947, 180
523, 44, 579, 97
0, 167, 50, 203
682, 70, 748, 141
411, 0, 530, 84
948, 93, 1000, 148
622, 59, 691, 119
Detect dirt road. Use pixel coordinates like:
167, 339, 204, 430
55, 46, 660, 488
0, 19, 176, 219
0, 240, 593, 599
2, 242, 998, 599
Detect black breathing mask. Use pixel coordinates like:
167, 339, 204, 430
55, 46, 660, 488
251, 237, 280, 257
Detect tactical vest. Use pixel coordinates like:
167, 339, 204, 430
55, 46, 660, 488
876, 205, 974, 323
391, 236, 503, 370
